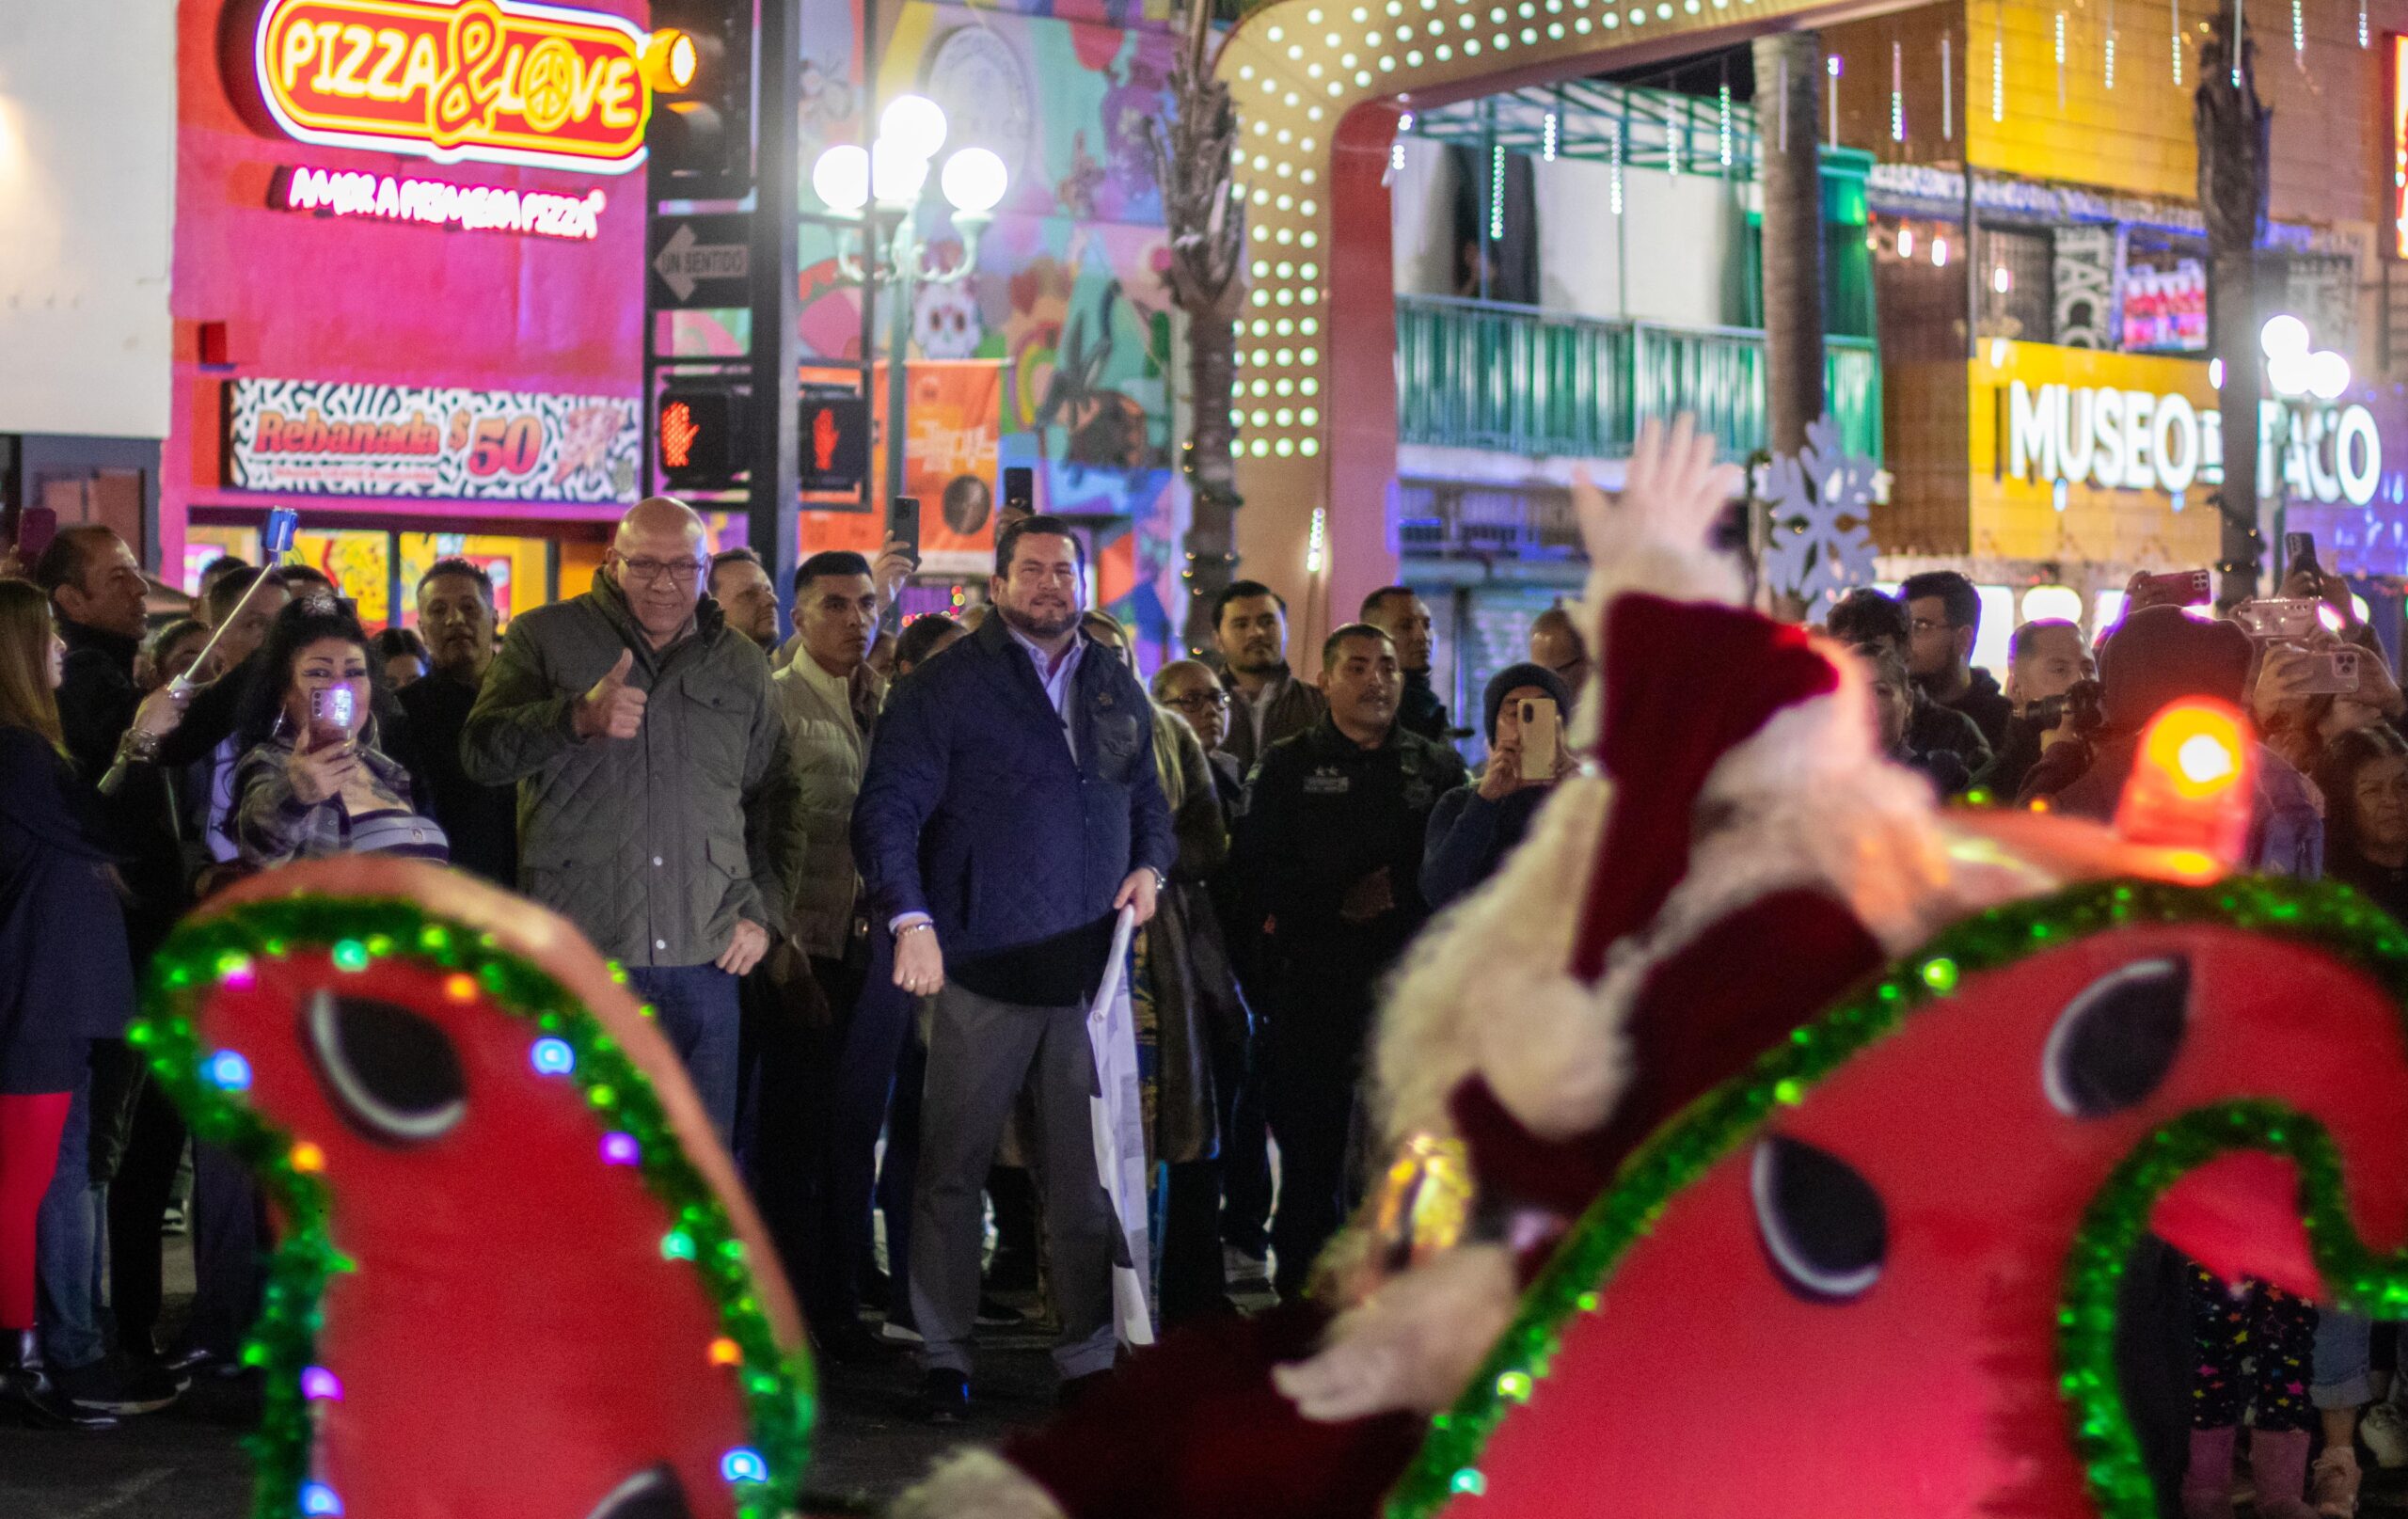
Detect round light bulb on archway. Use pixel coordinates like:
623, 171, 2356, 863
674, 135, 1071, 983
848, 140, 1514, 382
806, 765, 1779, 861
2260, 313, 2311, 360
942, 148, 1009, 214
879, 94, 949, 162
811, 145, 869, 213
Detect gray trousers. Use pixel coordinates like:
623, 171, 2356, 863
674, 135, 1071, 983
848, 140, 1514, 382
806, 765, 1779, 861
909, 982, 1115, 1380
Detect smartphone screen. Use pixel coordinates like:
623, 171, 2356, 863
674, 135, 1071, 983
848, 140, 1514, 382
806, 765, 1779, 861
1004, 466, 1034, 515
2286, 532, 2321, 576
888, 496, 921, 562
1517, 697, 1560, 782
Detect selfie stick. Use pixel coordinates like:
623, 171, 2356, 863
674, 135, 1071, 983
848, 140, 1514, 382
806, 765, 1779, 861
98, 508, 301, 797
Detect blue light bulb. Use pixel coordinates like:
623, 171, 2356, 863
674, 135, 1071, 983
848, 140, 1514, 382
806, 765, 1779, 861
205, 1050, 253, 1092
529, 1037, 575, 1076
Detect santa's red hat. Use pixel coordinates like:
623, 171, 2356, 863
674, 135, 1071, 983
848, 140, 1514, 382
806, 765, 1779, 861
1571, 594, 1844, 980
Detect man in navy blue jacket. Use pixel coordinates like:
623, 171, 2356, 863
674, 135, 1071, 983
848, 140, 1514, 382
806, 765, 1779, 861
853, 514, 1175, 1419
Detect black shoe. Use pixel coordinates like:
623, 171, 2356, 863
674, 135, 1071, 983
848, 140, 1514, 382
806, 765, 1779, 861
907, 1369, 969, 1424
0, 1368, 119, 1431
974, 1294, 1023, 1327
861, 1270, 892, 1313
52, 1353, 182, 1416
1056, 1369, 1115, 1411
164, 1345, 254, 1382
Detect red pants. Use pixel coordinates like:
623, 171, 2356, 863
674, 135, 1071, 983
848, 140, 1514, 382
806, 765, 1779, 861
0, 1092, 71, 1331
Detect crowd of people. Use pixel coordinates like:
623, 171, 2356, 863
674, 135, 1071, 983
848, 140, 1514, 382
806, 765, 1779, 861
7, 496, 2408, 1515
0, 498, 1588, 1435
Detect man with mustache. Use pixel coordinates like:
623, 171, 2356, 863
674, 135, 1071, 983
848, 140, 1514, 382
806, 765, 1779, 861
1234, 623, 1466, 1301
396, 559, 515, 887
854, 514, 1173, 1421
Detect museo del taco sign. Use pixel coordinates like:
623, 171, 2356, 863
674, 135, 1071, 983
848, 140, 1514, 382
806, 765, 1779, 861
234, 0, 651, 174
2001, 373, 2383, 508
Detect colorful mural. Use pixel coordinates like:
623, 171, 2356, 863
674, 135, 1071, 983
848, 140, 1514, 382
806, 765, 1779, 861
799, 0, 1190, 664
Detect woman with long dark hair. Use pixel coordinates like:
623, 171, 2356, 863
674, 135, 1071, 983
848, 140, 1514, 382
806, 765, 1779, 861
2316, 724, 2408, 923
229, 599, 447, 868
0, 579, 138, 1426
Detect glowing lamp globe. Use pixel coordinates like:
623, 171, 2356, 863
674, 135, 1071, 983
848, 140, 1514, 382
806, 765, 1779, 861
879, 94, 948, 163
871, 138, 931, 206
2020, 584, 2083, 625
2267, 350, 2313, 400
811, 145, 869, 213
941, 148, 1008, 214
2307, 350, 2353, 403
2260, 313, 2311, 360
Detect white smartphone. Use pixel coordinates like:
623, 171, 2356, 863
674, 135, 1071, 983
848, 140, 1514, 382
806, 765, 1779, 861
1518, 697, 1560, 782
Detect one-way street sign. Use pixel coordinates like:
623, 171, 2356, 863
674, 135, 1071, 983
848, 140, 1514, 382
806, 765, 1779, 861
648, 214, 752, 306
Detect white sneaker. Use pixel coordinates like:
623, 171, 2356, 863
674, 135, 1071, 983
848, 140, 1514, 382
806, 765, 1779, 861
879, 1320, 924, 1345
1223, 1244, 1270, 1286
2362, 1401, 2408, 1469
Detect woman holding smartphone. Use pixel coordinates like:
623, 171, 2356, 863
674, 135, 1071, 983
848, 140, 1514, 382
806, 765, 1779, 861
1419, 663, 1573, 910
230, 599, 447, 868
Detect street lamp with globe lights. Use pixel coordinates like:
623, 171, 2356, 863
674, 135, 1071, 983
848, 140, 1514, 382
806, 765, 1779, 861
2259, 314, 2353, 582
810, 96, 1009, 523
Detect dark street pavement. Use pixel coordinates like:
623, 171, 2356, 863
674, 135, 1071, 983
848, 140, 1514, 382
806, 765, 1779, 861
0, 1235, 1080, 1519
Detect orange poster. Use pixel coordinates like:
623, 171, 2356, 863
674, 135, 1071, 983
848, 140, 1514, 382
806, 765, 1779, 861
798, 361, 1004, 576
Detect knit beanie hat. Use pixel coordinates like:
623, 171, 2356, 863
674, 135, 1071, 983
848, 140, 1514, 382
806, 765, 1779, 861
1481, 662, 1574, 743
2098, 606, 2252, 733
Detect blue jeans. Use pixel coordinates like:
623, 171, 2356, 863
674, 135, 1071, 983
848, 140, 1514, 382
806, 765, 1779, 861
628, 964, 741, 1144
34, 1070, 102, 1369
2312, 1309, 2389, 1409
185, 1141, 263, 1359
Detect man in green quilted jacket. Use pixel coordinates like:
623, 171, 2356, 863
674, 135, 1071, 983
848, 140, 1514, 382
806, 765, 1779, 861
462, 497, 801, 1139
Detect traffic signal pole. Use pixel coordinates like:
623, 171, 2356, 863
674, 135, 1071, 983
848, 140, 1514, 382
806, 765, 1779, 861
748, 0, 801, 607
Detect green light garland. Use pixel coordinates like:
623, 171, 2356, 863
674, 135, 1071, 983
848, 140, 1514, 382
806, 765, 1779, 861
132, 896, 814, 1519
1385, 876, 2408, 1519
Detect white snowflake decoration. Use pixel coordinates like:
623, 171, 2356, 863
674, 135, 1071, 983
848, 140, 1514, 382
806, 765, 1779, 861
1760, 414, 1879, 612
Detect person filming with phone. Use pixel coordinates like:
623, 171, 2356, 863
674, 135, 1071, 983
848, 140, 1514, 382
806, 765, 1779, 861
230, 599, 446, 868
1421, 663, 1573, 910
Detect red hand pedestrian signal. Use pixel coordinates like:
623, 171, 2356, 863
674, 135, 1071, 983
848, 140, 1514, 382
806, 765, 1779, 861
654, 385, 737, 488
660, 400, 700, 470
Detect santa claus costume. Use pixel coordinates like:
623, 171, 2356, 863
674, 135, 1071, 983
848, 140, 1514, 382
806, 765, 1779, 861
893, 419, 2059, 1519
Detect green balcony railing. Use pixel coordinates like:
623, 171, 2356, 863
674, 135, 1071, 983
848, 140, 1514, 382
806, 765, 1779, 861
1396, 294, 1883, 463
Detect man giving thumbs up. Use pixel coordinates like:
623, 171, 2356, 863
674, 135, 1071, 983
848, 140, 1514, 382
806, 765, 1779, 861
464, 497, 802, 1137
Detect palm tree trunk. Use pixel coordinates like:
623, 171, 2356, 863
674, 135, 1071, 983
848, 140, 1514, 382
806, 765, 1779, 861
1753, 31, 1826, 459
2194, 16, 2271, 603
1145, 2, 1247, 656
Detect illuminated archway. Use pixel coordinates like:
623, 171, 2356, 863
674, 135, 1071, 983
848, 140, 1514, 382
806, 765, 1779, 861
1213, 0, 1898, 625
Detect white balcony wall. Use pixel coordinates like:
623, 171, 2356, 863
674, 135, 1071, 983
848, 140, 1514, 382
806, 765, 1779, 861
1392, 138, 1460, 298
1391, 133, 1751, 331
0, 3, 174, 438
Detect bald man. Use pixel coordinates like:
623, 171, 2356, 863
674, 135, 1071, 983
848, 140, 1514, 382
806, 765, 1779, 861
1528, 605, 1592, 704
465, 497, 803, 1136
